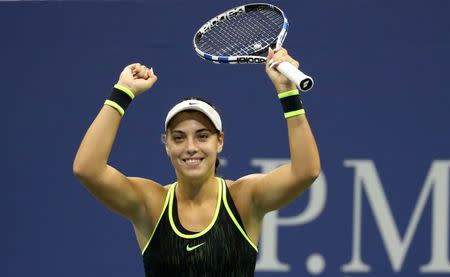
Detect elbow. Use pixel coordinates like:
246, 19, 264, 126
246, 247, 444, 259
303, 168, 321, 187
72, 159, 99, 182
306, 157, 321, 185
310, 163, 321, 182
294, 163, 321, 188
72, 159, 88, 180
309, 162, 321, 184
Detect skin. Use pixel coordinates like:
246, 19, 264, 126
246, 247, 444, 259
73, 48, 321, 251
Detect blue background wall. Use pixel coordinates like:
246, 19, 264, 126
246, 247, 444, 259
2, 0, 449, 276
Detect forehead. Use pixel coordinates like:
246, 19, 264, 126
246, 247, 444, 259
167, 111, 216, 132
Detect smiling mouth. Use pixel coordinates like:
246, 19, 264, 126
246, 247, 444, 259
182, 158, 204, 166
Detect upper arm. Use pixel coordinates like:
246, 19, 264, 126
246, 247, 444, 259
75, 165, 164, 221
242, 163, 317, 216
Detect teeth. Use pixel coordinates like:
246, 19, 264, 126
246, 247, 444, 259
185, 159, 201, 165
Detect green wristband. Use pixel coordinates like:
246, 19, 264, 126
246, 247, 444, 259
104, 84, 135, 116
278, 89, 300, 99
284, 109, 306, 118
278, 89, 305, 118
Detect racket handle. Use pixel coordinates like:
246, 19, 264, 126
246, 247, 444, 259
276, 62, 314, 92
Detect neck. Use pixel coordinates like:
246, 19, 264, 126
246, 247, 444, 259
175, 174, 218, 203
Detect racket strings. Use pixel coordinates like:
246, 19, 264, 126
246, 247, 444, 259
202, 10, 278, 55
196, 7, 284, 56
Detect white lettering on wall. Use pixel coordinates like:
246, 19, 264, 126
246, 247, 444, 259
342, 160, 450, 273
250, 158, 327, 272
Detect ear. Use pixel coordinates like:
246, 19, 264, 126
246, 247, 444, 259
217, 132, 224, 153
161, 134, 169, 155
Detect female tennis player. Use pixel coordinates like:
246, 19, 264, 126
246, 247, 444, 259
73, 48, 320, 276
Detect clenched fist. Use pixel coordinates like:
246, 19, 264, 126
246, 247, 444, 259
117, 63, 158, 97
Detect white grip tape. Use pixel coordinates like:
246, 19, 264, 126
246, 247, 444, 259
276, 61, 314, 92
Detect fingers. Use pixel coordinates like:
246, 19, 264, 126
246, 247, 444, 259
118, 63, 158, 96
141, 65, 150, 79
126, 63, 156, 80
128, 63, 141, 76
266, 48, 300, 70
145, 67, 158, 86
265, 48, 301, 92
266, 47, 275, 60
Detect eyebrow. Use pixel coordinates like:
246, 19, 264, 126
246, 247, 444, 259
170, 128, 212, 135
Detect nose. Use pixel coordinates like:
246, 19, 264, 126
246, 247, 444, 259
186, 137, 198, 155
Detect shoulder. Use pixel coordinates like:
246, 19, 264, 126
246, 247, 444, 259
128, 177, 173, 192
128, 177, 167, 194
128, 177, 172, 218
224, 174, 265, 207
226, 174, 265, 191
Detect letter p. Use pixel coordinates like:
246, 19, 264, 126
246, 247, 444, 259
251, 159, 327, 272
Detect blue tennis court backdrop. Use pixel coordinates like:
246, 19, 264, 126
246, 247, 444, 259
2, 0, 449, 276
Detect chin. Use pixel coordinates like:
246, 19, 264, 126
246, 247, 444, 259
181, 169, 208, 180
177, 166, 214, 181
173, 158, 216, 180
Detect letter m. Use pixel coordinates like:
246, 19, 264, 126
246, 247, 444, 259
342, 160, 450, 273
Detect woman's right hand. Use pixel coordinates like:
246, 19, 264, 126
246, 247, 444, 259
117, 63, 158, 97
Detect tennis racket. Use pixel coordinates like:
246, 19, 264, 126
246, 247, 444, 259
193, 3, 314, 92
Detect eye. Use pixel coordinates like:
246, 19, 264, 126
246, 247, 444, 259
197, 133, 210, 141
171, 134, 185, 143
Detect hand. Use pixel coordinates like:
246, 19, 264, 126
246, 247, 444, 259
265, 48, 299, 93
116, 63, 158, 97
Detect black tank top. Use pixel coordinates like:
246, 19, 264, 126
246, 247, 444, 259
142, 177, 258, 276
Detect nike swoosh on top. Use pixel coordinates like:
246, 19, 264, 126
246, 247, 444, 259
186, 242, 206, 251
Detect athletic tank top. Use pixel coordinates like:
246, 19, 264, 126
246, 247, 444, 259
142, 177, 258, 276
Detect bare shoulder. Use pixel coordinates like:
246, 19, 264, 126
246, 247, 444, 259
128, 177, 170, 220
228, 174, 265, 191
128, 177, 171, 200
129, 177, 165, 191
226, 173, 265, 206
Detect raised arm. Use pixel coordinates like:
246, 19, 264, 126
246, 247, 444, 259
73, 64, 161, 221
247, 48, 321, 215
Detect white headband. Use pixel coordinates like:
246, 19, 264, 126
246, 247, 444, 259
164, 99, 222, 132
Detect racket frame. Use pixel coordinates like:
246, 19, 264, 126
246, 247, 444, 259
193, 3, 288, 64
193, 3, 314, 91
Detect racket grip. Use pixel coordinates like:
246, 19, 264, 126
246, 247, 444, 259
276, 62, 314, 92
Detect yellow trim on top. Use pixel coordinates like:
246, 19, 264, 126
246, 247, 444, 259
114, 84, 135, 99
168, 177, 222, 239
141, 184, 173, 255
104, 100, 125, 116
277, 89, 299, 99
221, 179, 258, 252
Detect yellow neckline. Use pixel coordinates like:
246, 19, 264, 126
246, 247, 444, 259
168, 177, 222, 239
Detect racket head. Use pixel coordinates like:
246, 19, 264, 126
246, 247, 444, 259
193, 3, 288, 64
